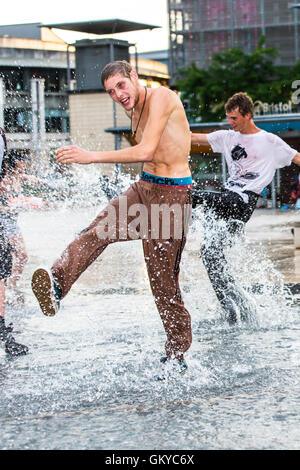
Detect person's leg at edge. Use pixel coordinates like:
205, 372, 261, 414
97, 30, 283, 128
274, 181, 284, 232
0, 241, 28, 356
7, 232, 28, 289
0, 280, 5, 319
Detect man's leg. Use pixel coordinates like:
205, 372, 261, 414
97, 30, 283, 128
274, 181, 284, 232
143, 235, 192, 362
141, 183, 192, 365
0, 235, 28, 355
194, 189, 257, 323
0, 280, 5, 319
201, 229, 256, 323
7, 232, 28, 289
32, 184, 142, 316
31, 215, 111, 316
200, 228, 241, 323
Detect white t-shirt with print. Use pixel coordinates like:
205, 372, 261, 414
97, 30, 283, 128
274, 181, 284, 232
206, 129, 297, 199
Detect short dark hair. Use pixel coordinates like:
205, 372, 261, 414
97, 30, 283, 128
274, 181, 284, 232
225, 92, 254, 117
101, 60, 133, 86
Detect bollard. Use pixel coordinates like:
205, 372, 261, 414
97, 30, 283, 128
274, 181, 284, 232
293, 222, 300, 249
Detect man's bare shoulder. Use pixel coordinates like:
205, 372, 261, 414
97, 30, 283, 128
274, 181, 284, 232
152, 86, 178, 98
149, 86, 181, 109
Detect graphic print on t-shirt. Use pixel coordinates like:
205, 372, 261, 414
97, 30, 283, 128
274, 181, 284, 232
230, 143, 259, 182
231, 144, 247, 161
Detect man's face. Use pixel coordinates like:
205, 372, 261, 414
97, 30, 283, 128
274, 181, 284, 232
226, 107, 252, 132
104, 71, 139, 111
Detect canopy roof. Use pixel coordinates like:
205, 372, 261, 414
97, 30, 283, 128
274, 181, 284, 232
42, 19, 160, 35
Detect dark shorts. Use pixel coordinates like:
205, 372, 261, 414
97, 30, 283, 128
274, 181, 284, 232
0, 223, 13, 280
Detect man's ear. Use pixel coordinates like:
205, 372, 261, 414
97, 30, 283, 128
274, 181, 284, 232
130, 70, 138, 82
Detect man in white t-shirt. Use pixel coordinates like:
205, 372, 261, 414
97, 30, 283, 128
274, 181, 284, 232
191, 92, 300, 324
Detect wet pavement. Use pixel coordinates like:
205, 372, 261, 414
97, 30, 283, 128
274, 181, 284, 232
246, 208, 300, 283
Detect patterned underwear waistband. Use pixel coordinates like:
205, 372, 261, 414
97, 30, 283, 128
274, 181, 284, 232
140, 171, 193, 187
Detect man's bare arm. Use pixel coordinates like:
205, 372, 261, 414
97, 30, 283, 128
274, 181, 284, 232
56, 88, 175, 165
292, 152, 300, 166
191, 132, 210, 146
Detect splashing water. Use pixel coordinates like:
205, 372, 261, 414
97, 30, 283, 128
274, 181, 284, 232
0, 174, 299, 450
185, 208, 298, 329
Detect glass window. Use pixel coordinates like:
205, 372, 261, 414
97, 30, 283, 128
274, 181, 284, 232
45, 114, 69, 133
4, 108, 31, 132
0, 69, 24, 91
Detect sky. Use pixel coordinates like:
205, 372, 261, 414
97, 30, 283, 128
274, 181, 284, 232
1, 0, 169, 52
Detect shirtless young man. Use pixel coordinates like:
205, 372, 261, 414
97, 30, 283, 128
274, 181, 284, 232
31, 60, 193, 375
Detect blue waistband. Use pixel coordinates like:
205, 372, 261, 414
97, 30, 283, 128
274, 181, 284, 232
141, 171, 192, 187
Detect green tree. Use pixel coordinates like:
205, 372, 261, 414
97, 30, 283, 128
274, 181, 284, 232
176, 37, 295, 122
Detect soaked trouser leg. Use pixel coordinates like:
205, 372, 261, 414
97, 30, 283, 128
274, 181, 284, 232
200, 222, 244, 323
193, 189, 258, 323
52, 180, 193, 357
143, 235, 192, 359
51, 183, 144, 298
142, 183, 192, 358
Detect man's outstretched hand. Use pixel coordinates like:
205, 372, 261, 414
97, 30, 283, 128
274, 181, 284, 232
56, 145, 95, 165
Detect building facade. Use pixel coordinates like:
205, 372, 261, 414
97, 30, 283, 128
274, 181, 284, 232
0, 23, 74, 168
168, 0, 300, 79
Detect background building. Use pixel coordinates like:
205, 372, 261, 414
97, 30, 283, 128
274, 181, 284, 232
0, 23, 74, 169
168, 0, 300, 79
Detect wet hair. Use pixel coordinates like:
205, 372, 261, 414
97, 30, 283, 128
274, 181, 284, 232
101, 60, 133, 86
225, 92, 254, 117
